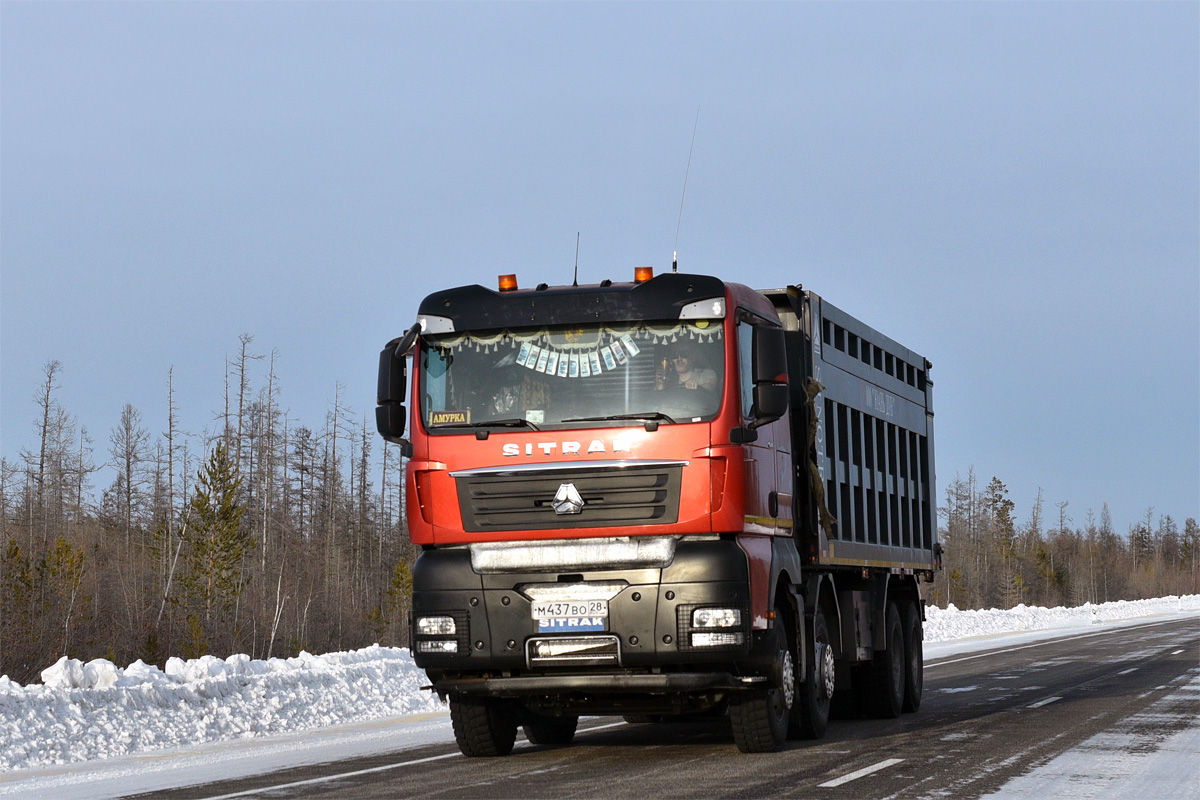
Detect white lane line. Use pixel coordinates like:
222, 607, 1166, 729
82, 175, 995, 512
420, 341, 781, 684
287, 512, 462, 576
1172, 649, 1185, 655
198, 751, 460, 800
197, 719, 630, 800
818, 758, 904, 788
1117, 667, 1138, 675
1027, 696, 1062, 709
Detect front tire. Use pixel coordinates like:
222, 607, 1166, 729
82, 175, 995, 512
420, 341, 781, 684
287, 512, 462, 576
730, 611, 794, 753
450, 695, 518, 757
523, 712, 578, 746
867, 603, 905, 719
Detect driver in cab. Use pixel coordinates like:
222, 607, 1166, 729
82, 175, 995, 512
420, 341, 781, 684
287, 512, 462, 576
657, 342, 717, 392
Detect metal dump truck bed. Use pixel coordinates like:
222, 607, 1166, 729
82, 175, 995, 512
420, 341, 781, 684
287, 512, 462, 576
764, 286, 938, 574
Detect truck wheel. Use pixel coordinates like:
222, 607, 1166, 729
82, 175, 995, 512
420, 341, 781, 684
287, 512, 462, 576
523, 712, 578, 746
730, 612, 793, 753
868, 603, 905, 719
793, 611, 834, 739
901, 601, 923, 713
450, 695, 518, 757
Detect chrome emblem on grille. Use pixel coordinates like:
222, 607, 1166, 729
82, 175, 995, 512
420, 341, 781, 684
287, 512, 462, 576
552, 483, 585, 515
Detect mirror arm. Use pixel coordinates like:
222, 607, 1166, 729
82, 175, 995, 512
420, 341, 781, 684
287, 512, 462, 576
394, 323, 421, 359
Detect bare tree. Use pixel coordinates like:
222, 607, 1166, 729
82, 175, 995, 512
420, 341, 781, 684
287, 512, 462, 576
233, 334, 263, 472
108, 404, 150, 550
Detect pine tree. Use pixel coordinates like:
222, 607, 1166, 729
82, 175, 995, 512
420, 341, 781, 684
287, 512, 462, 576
986, 477, 1019, 608
39, 535, 88, 655
179, 442, 254, 632
0, 538, 36, 678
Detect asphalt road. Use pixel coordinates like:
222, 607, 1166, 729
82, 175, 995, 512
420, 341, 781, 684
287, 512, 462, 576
138, 616, 1198, 800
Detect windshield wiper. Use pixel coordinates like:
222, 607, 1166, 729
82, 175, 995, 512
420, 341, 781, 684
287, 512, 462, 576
562, 412, 677, 425
436, 418, 541, 431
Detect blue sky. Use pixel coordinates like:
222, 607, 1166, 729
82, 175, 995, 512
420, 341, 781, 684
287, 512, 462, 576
2, 2, 1196, 533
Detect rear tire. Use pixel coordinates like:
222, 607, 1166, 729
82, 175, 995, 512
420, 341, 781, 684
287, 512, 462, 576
730, 610, 793, 753
793, 610, 834, 739
867, 603, 905, 719
450, 695, 518, 757
901, 601, 924, 713
522, 713, 578, 746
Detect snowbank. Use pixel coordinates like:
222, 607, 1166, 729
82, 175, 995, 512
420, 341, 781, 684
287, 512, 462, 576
1, 595, 1196, 772
924, 595, 1200, 642
0, 645, 444, 770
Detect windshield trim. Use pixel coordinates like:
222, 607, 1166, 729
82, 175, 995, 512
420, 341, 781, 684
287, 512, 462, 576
418, 318, 725, 434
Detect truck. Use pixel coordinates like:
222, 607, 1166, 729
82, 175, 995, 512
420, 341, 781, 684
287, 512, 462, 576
375, 267, 940, 756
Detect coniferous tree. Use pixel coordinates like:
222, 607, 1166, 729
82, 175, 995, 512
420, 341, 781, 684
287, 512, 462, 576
179, 441, 254, 638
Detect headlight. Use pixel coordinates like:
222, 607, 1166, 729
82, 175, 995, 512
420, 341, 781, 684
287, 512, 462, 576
691, 632, 745, 647
417, 616, 456, 635
416, 640, 459, 654
692, 607, 742, 628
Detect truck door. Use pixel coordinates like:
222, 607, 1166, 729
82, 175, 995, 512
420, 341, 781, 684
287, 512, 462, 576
737, 317, 778, 535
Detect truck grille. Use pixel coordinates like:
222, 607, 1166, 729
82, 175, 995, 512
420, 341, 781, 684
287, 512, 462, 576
453, 462, 683, 532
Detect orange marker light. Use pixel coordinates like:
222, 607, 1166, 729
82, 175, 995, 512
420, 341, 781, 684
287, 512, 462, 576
634, 266, 654, 283
498, 274, 518, 292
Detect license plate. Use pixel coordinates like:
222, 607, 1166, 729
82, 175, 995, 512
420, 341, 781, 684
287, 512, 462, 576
532, 599, 608, 632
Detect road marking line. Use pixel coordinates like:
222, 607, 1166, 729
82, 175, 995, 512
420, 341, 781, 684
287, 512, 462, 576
586, 721, 632, 731
1117, 667, 1138, 675
196, 719, 630, 799
1027, 696, 1062, 709
818, 758, 904, 788
1172, 649, 1185, 655
198, 751, 460, 799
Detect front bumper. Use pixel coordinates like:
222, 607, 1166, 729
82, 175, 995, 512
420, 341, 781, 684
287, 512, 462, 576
431, 670, 766, 697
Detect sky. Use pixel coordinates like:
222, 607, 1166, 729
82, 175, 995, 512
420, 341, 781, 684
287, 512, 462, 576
2, 2, 1197, 534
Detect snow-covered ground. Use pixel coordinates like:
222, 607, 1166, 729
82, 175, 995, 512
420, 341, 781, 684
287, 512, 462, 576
1, 595, 1196, 799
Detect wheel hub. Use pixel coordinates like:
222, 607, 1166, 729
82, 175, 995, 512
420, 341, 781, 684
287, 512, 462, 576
780, 648, 796, 709
817, 641, 835, 699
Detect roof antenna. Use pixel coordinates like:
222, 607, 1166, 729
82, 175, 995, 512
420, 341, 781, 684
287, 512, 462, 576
573, 232, 580, 287
673, 104, 700, 273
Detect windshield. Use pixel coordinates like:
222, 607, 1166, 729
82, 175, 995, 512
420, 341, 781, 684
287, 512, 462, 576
419, 320, 724, 431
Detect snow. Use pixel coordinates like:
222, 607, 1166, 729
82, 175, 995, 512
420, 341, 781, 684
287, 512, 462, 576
0, 645, 446, 790
0, 595, 1197, 799
924, 596, 1198, 644
983, 671, 1200, 800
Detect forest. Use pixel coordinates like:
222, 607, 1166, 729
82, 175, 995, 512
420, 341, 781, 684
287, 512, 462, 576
2, 341, 1197, 685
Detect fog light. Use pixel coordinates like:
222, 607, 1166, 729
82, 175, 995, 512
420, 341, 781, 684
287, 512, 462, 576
691, 631, 745, 647
692, 607, 742, 628
417, 616, 456, 635
417, 640, 459, 654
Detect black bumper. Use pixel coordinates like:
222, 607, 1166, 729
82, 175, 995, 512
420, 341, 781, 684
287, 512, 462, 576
410, 538, 754, 672
432, 671, 766, 697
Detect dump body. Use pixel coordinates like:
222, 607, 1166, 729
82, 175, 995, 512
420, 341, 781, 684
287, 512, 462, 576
764, 287, 938, 572
376, 271, 938, 755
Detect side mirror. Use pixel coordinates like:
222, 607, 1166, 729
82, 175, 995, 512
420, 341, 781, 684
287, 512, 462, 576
750, 382, 789, 429
376, 337, 410, 443
375, 402, 407, 444
377, 341, 408, 405
752, 326, 787, 383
